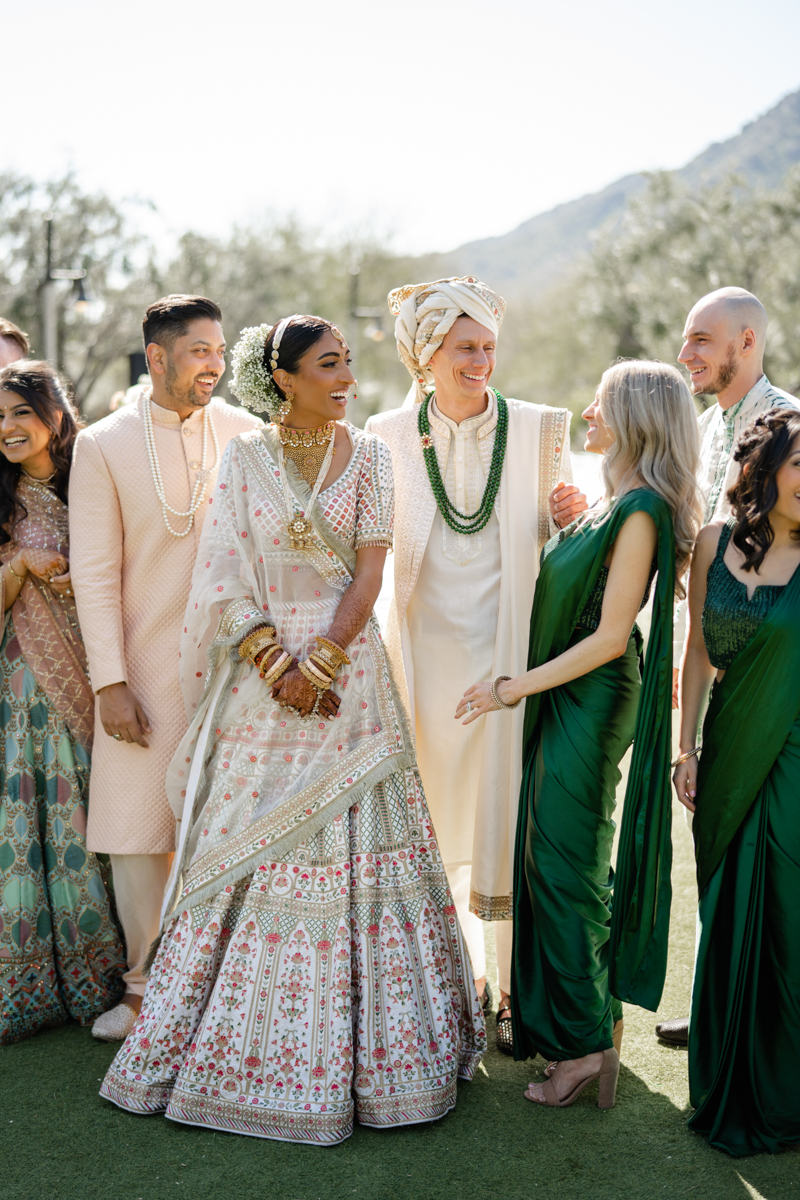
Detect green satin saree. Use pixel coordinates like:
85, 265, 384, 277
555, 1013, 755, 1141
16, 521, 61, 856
511, 489, 676, 1062
688, 555, 800, 1156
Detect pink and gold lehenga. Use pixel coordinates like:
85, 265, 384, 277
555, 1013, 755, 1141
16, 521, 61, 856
100, 424, 485, 1144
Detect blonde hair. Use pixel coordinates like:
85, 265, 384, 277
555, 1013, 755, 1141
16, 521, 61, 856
598, 360, 702, 598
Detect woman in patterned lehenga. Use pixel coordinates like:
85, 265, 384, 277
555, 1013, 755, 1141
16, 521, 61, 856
0, 362, 125, 1044
101, 315, 485, 1144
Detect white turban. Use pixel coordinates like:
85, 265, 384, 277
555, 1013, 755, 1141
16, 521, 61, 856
388, 276, 506, 404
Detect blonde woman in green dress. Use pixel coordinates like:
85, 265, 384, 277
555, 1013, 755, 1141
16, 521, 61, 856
459, 361, 702, 1108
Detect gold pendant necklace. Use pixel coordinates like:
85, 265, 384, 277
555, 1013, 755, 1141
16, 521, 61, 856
278, 422, 337, 550
278, 421, 335, 488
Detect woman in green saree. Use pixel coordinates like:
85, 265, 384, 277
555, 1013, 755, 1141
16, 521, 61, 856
458, 361, 702, 1108
674, 406, 800, 1156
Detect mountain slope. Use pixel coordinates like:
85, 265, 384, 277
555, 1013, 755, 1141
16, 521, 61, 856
437, 88, 800, 299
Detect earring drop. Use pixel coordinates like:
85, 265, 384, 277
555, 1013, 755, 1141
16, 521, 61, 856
279, 394, 293, 424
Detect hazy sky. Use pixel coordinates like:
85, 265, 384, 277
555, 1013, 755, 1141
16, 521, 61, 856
7, 0, 800, 254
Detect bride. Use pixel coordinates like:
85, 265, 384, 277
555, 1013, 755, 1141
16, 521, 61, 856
100, 314, 485, 1144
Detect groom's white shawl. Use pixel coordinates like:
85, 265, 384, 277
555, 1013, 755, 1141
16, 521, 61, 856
367, 397, 571, 919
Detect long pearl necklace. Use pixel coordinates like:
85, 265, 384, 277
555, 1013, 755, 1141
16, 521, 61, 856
142, 390, 220, 538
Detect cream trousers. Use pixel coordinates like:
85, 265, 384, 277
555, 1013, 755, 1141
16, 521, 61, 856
448, 863, 512, 996
110, 853, 172, 997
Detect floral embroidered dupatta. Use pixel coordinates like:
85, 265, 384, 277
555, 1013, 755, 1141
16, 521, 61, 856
163, 427, 411, 921
0, 476, 94, 752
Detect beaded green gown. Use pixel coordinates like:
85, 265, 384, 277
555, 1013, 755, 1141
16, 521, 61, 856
688, 519, 800, 1156
512, 490, 676, 1063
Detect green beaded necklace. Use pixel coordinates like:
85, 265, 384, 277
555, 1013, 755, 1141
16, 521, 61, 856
418, 389, 508, 535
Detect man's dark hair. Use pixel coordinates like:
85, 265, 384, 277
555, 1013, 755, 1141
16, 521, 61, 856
142, 295, 222, 353
0, 319, 30, 358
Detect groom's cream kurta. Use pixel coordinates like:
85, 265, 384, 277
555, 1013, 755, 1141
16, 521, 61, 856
367, 393, 571, 925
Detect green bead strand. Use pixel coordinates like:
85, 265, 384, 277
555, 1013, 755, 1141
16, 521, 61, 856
418, 390, 508, 536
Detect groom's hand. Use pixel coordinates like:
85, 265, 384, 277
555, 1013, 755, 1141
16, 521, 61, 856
550, 482, 588, 529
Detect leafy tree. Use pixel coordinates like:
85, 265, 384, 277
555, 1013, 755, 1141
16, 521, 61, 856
158, 222, 439, 424
580, 168, 800, 396
0, 172, 156, 410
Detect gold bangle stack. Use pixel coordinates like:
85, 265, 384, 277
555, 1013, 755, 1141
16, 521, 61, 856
313, 636, 350, 674
298, 660, 331, 693
238, 625, 277, 663
261, 649, 292, 688
6, 560, 26, 585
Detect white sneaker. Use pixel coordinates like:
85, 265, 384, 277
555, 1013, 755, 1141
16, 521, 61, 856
91, 1001, 139, 1041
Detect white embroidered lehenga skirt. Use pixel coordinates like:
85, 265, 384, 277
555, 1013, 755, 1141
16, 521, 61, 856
100, 429, 485, 1144
100, 764, 483, 1143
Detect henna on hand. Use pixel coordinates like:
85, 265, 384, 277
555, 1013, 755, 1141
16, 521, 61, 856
325, 573, 380, 652
22, 547, 68, 582
271, 667, 318, 716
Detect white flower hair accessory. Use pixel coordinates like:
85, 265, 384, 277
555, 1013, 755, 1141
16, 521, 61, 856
229, 323, 281, 416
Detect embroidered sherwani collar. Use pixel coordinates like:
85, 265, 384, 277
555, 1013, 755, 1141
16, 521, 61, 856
140, 394, 211, 428
429, 390, 498, 440
719, 374, 771, 430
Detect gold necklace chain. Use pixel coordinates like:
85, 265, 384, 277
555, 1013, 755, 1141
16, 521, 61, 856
278, 421, 335, 488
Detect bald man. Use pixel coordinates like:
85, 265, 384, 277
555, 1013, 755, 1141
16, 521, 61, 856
679, 287, 796, 522
656, 287, 798, 1048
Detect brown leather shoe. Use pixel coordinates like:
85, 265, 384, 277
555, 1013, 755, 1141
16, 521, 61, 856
655, 1016, 689, 1045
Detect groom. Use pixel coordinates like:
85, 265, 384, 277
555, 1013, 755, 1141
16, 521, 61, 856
367, 276, 585, 1053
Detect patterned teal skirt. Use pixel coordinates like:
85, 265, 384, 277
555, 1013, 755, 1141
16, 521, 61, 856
0, 618, 126, 1043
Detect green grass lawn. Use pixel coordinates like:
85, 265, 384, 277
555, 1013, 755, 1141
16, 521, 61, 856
2, 736, 798, 1199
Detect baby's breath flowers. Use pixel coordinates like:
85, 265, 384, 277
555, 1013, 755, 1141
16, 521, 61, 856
229, 324, 281, 418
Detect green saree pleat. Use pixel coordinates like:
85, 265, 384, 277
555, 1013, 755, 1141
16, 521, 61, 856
514, 627, 637, 1060
688, 559, 800, 1157
512, 489, 676, 1062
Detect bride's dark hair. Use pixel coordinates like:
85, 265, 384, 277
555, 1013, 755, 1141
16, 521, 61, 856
263, 316, 339, 406
728, 406, 800, 573
0, 361, 83, 544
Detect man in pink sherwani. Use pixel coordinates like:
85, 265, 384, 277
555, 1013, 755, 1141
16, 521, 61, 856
69, 295, 261, 1039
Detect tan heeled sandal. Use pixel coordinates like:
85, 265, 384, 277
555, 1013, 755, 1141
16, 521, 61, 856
526, 1047, 619, 1109
544, 1019, 623, 1079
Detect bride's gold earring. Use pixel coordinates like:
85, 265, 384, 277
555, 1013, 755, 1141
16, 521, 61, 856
279, 393, 293, 424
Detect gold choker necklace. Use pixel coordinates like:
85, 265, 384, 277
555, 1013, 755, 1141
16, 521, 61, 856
279, 421, 335, 487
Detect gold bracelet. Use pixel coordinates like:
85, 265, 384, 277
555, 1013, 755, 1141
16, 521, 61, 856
261, 651, 292, 689
257, 644, 284, 675
315, 635, 351, 668
239, 628, 277, 663
304, 658, 333, 687
490, 675, 521, 710
237, 628, 275, 667
298, 660, 330, 693
6, 560, 26, 585
671, 747, 700, 769
308, 652, 336, 680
